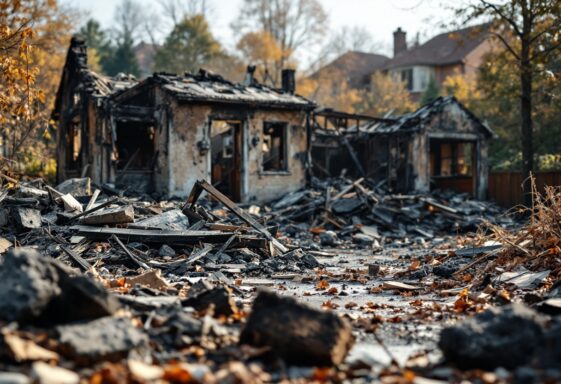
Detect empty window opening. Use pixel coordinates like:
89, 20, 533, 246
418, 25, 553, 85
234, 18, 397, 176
211, 120, 242, 201
115, 122, 155, 170
65, 119, 81, 169
262, 122, 287, 171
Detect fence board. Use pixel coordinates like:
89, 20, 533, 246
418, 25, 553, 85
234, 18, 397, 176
488, 171, 561, 207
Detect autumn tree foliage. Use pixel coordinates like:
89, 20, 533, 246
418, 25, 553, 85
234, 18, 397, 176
357, 72, 416, 117
232, 0, 327, 86
457, 0, 561, 205
0, 0, 72, 176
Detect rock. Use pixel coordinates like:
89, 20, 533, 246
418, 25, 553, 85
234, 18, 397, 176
56, 317, 149, 365
439, 303, 547, 369
56, 178, 91, 197
320, 231, 337, 246
31, 361, 79, 384
0, 248, 61, 323
159, 244, 176, 257
300, 253, 320, 269
0, 248, 118, 325
182, 286, 237, 317
240, 290, 354, 366
12, 208, 42, 230
353, 233, 374, 245
433, 264, 457, 278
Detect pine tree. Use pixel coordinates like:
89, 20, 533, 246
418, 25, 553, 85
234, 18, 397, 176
420, 76, 439, 106
103, 32, 141, 77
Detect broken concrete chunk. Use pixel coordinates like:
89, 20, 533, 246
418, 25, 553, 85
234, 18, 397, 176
159, 244, 176, 257
182, 286, 237, 317
0, 248, 62, 322
319, 230, 337, 246
126, 269, 170, 291
240, 290, 354, 366
31, 361, 79, 384
439, 303, 547, 369
82, 205, 134, 225
56, 177, 91, 197
0, 248, 118, 325
13, 208, 42, 230
134, 209, 189, 230
56, 317, 149, 365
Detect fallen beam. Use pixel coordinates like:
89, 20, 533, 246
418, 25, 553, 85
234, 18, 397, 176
184, 180, 288, 254
71, 226, 267, 248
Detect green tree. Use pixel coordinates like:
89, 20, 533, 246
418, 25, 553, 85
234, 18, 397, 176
154, 14, 222, 74
103, 32, 140, 77
78, 19, 112, 73
420, 76, 439, 105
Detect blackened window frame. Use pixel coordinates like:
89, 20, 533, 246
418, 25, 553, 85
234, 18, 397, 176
261, 121, 289, 173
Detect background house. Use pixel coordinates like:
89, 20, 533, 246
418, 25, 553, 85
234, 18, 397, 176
383, 24, 492, 100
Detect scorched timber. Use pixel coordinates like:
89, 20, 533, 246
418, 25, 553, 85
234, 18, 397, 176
71, 226, 267, 248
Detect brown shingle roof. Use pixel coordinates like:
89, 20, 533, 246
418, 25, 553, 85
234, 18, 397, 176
311, 51, 390, 88
384, 24, 489, 69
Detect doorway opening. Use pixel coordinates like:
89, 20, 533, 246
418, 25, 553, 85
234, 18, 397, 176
211, 120, 243, 202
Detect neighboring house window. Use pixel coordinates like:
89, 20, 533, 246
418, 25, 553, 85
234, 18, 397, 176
262, 122, 287, 171
401, 69, 413, 91
414, 66, 436, 92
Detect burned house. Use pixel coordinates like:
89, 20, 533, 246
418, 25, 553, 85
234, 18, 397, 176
312, 97, 494, 199
53, 37, 316, 202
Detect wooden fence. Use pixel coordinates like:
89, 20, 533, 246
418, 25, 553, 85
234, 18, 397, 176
488, 171, 561, 208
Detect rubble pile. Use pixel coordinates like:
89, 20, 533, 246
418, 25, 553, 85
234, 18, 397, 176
263, 176, 507, 250
0, 175, 560, 382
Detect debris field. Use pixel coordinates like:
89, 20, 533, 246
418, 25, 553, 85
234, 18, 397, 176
0, 175, 560, 383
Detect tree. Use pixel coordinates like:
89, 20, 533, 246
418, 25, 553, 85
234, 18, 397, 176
297, 68, 362, 113
420, 76, 439, 105
103, 33, 141, 76
154, 14, 222, 75
0, 0, 74, 177
78, 19, 112, 73
442, 72, 482, 109
457, 0, 561, 205
103, 0, 143, 76
356, 72, 416, 117
236, 31, 284, 85
232, 0, 328, 85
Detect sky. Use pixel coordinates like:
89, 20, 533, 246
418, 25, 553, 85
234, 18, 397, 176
64, 0, 462, 68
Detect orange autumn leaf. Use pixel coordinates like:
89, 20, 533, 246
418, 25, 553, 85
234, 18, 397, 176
315, 280, 330, 290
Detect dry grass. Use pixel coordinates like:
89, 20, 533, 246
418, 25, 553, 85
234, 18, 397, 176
469, 178, 561, 285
